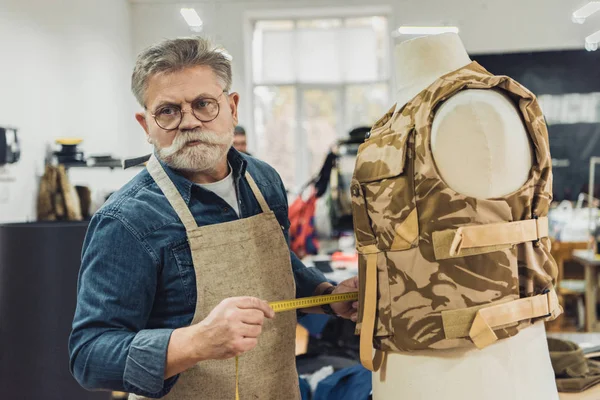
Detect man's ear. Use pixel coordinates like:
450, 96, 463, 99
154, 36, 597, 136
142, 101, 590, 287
228, 92, 240, 127
135, 112, 151, 140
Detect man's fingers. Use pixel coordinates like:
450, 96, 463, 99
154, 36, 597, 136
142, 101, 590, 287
239, 323, 263, 338
339, 277, 359, 290
235, 297, 275, 318
238, 337, 259, 353
239, 309, 266, 325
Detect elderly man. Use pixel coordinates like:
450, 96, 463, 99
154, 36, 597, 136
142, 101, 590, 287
68, 37, 358, 399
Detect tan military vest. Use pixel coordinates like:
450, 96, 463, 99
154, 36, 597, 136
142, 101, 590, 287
351, 61, 562, 371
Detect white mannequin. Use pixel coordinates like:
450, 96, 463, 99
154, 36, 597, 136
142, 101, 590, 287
372, 33, 559, 400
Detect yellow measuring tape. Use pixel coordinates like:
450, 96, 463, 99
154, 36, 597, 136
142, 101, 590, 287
268, 291, 359, 312
235, 291, 359, 399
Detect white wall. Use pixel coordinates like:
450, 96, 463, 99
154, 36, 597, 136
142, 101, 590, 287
1, 0, 593, 222
0, 0, 144, 223
130, 0, 597, 147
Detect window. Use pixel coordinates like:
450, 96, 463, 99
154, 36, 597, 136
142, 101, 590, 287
252, 16, 390, 191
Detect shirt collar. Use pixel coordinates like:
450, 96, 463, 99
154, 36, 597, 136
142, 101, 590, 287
156, 147, 248, 205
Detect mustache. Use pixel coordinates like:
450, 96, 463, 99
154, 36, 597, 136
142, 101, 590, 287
159, 129, 232, 157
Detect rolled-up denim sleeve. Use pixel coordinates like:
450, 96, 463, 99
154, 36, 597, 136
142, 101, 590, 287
68, 212, 178, 397
124, 328, 176, 395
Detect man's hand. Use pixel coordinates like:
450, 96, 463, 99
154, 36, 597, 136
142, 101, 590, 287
192, 296, 275, 361
330, 276, 359, 321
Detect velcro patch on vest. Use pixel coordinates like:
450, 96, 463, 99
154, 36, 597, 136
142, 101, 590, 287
441, 297, 516, 339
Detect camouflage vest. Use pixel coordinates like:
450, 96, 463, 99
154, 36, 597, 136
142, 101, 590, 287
351, 61, 562, 371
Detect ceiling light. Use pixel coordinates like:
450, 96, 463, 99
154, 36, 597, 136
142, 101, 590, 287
572, 1, 600, 24
180, 8, 203, 32
585, 29, 600, 51
395, 26, 459, 36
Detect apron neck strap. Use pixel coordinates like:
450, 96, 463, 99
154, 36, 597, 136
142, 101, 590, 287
244, 172, 271, 213
147, 154, 199, 231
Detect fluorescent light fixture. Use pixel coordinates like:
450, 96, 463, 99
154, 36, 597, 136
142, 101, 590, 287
585, 29, 600, 51
396, 26, 459, 35
572, 1, 600, 24
180, 8, 203, 32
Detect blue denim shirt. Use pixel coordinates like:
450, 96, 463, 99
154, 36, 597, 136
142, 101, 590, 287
68, 149, 327, 397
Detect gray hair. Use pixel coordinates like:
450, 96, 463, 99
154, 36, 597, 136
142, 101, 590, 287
131, 36, 232, 106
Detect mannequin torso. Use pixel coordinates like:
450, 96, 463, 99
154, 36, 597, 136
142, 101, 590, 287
372, 33, 558, 400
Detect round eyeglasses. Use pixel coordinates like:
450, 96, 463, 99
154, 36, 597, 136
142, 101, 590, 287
151, 91, 227, 130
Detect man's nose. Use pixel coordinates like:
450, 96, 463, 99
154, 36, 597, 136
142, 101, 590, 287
178, 108, 203, 131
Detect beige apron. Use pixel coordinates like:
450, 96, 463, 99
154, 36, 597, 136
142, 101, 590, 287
130, 154, 300, 400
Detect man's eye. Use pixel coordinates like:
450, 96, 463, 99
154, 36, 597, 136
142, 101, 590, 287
158, 107, 177, 115
196, 100, 209, 108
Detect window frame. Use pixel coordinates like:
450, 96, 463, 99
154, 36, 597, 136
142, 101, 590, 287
244, 7, 393, 192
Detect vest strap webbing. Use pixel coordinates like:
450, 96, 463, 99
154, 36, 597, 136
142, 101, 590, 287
359, 249, 384, 372
448, 217, 549, 257
442, 289, 561, 349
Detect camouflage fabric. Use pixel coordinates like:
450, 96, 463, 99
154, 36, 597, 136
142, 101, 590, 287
352, 61, 560, 352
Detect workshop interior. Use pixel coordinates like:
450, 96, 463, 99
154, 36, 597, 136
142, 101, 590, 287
2, 0, 600, 399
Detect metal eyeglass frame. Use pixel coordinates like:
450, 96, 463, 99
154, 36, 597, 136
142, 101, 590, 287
150, 90, 228, 130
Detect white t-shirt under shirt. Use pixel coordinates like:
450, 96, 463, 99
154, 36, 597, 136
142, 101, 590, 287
196, 164, 240, 216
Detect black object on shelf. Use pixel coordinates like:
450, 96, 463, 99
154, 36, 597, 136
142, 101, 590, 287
0, 221, 111, 400
62, 155, 144, 170
64, 162, 121, 169
0, 126, 20, 165
54, 142, 86, 165
88, 154, 123, 168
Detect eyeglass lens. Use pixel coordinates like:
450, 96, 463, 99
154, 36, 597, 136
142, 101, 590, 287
155, 98, 220, 130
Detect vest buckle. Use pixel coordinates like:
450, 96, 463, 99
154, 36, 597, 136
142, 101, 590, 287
539, 288, 552, 318
532, 213, 540, 246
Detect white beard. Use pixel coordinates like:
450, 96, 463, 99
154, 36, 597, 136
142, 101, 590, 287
155, 128, 234, 172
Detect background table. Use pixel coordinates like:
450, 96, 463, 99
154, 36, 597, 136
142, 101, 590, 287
572, 250, 600, 332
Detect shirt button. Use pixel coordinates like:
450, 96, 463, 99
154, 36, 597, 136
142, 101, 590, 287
223, 207, 229, 213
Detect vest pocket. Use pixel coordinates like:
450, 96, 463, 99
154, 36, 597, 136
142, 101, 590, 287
350, 180, 377, 247
354, 130, 409, 183
353, 128, 419, 252
351, 126, 416, 341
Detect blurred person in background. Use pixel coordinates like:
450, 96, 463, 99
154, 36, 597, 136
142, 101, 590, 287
233, 125, 251, 155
